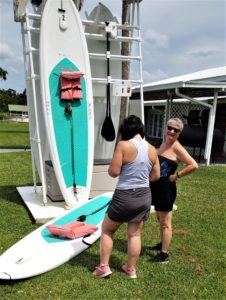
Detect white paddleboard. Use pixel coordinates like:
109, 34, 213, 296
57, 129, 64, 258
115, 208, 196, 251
85, 3, 122, 161
0, 192, 112, 280
39, 0, 94, 207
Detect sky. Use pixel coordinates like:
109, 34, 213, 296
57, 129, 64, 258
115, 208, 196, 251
0, 0, 225, 93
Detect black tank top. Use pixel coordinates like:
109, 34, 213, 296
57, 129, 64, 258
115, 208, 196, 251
159, 155, 178, 178
150, 155, 178, 208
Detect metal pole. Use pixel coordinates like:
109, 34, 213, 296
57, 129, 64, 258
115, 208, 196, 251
136, 0, 144, 123
205, 90, 218, 165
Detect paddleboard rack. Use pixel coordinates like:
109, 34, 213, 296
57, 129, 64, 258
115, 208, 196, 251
83, 0, 144, 121
14, 0, 144, 207
19, 1, 49, 205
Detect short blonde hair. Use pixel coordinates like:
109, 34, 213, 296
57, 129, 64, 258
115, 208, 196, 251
167, 118, 184, 131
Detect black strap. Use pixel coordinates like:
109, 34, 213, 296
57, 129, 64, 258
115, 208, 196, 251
70, 115, 76, 194
82, 235, 92, 247
64, 104, 77, 194
76, 200, 111, 222
58, 0, 65, 12
61, 86, 82, 92
89, 200, 111, 217
2, 272, 11, 280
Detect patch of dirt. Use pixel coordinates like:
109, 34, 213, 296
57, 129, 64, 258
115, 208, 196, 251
174, 229, 189, 236
193, 264, 205, 272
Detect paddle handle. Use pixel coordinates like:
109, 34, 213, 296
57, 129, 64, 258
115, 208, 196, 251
106, 31, 111, 117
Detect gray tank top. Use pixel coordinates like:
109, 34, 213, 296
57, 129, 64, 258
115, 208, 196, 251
116, 138, 153, 190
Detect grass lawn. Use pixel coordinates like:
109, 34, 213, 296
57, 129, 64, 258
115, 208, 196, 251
0, 151, 225, 300
0, 121, 30, 149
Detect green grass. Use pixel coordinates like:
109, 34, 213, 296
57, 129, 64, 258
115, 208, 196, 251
0, 121, 30, 149
0, 152, 225, 300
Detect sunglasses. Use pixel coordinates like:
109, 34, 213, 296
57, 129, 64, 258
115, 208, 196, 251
167, 125, 181, 133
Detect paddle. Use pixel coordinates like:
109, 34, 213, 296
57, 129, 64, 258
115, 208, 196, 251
76, 200, 111, 222
101, 25, 115, 142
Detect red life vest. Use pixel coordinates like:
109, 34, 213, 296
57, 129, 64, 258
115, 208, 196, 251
60, 71, 84, 100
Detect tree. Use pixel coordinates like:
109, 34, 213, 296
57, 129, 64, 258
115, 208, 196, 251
117, 0, 131, 142
0, 89, 27, 113
0, 67, 8, 80
0, 90, 15, 112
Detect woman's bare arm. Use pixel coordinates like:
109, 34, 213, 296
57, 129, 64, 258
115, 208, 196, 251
108, 141, 124, 178
169, 142, 198, 182
149, 145, 160, 182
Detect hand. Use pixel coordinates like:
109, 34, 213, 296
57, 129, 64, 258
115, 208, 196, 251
169, 174, 177, 183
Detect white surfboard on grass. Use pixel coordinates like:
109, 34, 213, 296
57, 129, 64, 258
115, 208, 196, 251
0, 192, 113, 280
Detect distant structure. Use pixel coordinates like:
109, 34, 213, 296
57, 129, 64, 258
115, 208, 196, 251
8, 104, 28, 119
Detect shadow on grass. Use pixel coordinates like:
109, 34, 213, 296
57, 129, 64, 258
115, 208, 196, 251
0, 185, 32, 205
0, 146, 30, 150
0, 185, 36, 223
0, 277, 28, 285
0, 185, 25, 205
0, 130, 29, 134
68, 248, 124, 273
67, 236, 131, 273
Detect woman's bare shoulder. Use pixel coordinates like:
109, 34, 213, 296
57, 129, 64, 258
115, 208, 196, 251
148, 143, 158, 162
148, 143, 157, 152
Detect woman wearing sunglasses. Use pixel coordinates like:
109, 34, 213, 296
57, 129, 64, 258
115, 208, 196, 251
149, 117, 198, 263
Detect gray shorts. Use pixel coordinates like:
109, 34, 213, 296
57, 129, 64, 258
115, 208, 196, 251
107, 187, 152, 223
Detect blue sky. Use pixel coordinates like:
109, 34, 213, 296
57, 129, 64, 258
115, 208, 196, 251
0, 0, 225, 93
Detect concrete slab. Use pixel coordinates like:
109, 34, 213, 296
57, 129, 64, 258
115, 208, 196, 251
17, 186, 68, 224
16, 186, 177, 224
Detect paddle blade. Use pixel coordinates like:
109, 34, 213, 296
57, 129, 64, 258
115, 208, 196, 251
101, 116, 115, 142
76, 215, 86, 222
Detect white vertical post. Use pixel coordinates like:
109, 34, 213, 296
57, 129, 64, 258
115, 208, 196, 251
23, 10, 47, 205
21, 22, 37, 192
136, 0, 144, 123
205, 90, 218, 165
163, 96, 171, 142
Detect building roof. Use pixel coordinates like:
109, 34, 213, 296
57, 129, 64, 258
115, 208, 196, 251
8, 104, 28, 112
135, 66, 226, 93
132, 66, 226, 101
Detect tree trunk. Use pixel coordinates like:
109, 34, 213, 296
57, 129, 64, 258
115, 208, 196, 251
117, 0, 131, 142
72, 0, 84, 11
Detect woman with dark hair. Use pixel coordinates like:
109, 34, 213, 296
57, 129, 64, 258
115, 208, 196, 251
93, 115, 160, 279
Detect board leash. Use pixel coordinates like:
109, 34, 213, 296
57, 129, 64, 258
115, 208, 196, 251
65, 102, 77, 194
76, 199, 111, 222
